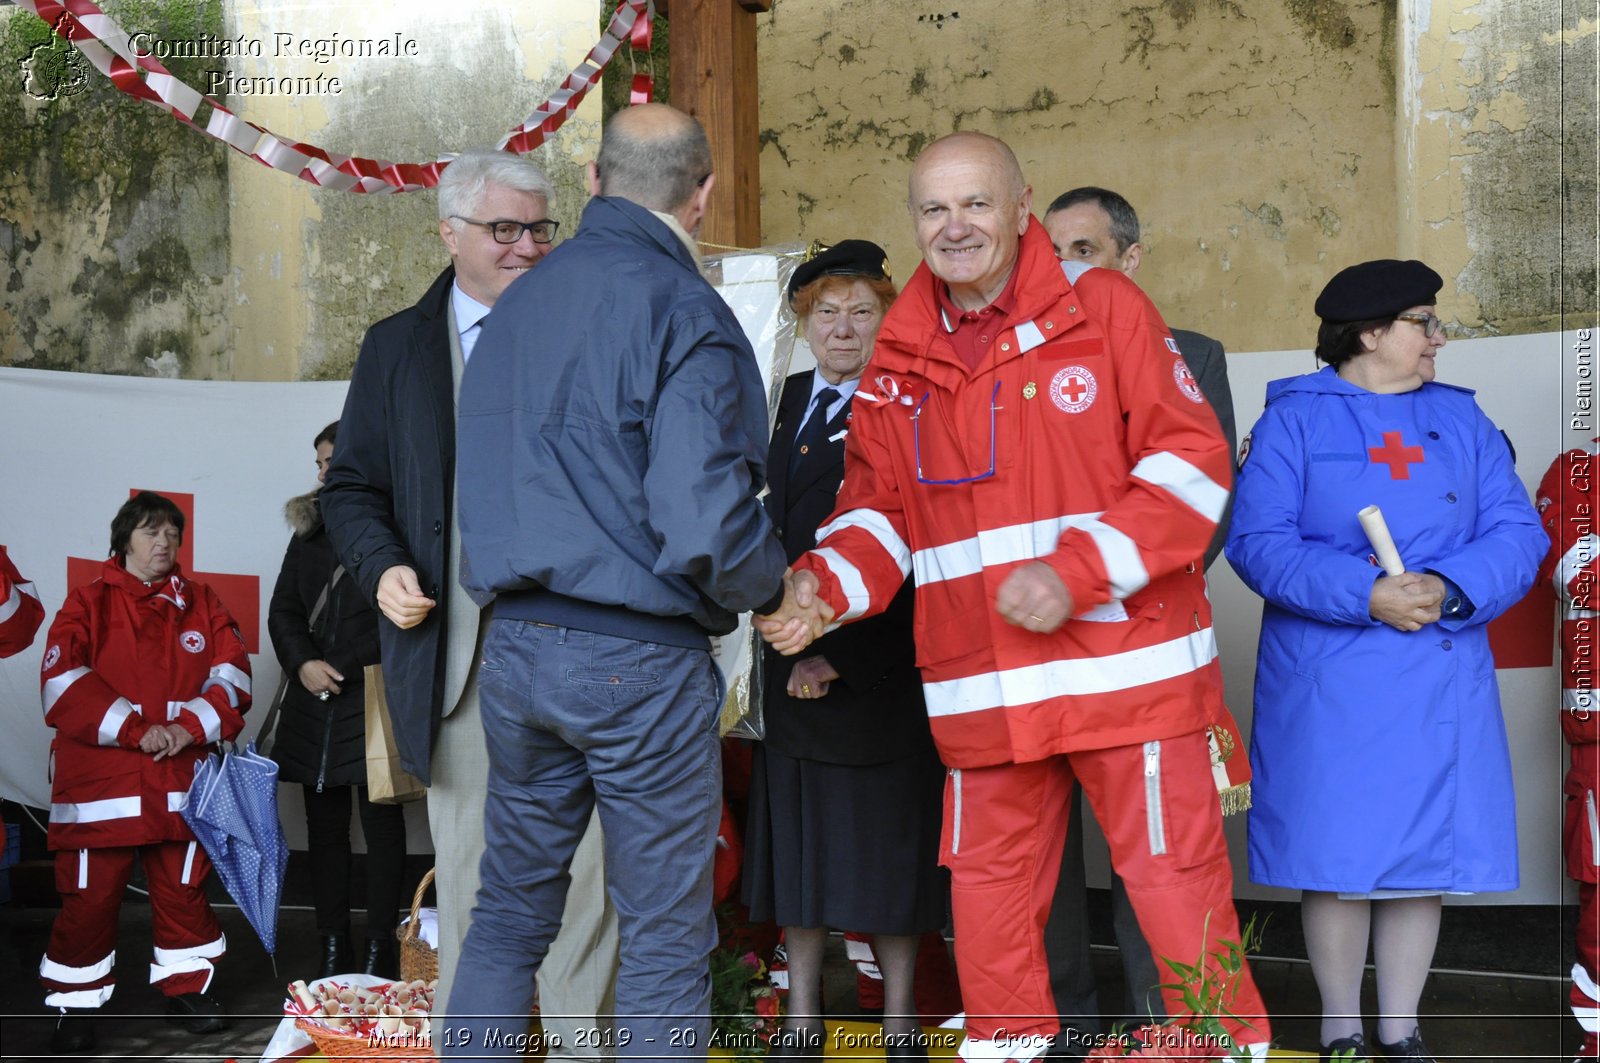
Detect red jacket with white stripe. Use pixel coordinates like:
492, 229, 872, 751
794, 221, 1233, 769
40, 559, 251, 850
0, 546, 44, 658
1537, 445, 1599, 747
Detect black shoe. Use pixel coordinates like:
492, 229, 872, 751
1376, 1028, 1436, 1062
884, 1029, 929, 1061
363, 937, 398, 979
51, 1008, 96, 1055
1322, 1033, 1371, 1062
768, 1026, 824, 1058
319, 930, 354, 979
165, 992, 228, 1034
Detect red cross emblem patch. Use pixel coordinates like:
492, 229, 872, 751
1368, 431, 1426, 479
180, 629, 207, 654
1173, 359, 1204, 404
1050, 365, 1098, 414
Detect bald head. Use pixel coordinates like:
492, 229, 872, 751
907, 131, 1034, 309
593, 103, 714, 214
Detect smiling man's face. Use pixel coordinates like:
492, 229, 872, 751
908, 135, 1032, 311
439, 183, 552, 306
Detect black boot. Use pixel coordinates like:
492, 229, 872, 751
363, 936, 398, 980
165, 991, 228, 1034
319, 930, 354, 979
51, 1008, 96, 1055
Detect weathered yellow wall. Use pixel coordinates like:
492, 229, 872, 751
2, 0, 605, 381
756, 0, 1594, 351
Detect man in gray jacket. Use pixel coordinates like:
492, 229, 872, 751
446, 104, 797, 1059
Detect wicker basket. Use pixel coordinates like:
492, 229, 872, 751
397, 868, 439, 984
293, 1015, 431, 1061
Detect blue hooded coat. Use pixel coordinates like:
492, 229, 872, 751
1226, 366, 1547, 892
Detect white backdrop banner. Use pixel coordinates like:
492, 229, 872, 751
0, 331, 1580, 899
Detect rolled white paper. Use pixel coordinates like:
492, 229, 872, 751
1358, 504, 1405, 576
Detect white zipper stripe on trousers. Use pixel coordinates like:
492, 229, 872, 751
924, 628, 1217, 717
97, 698, 136, 746
180, 841, 197, 885
1144, 740, 1167, 856
950, 769, 962, 855
1558, 534, 1600, 593
40, 950, 115, 985
813, 547, 872, 622
1588, 791, 1599, 867
51, 796, 140, 824
816, 508, 912, 579
43, 666, 91, 714
78, 849, 88, 889
911, 512, 1098, 588
181, 697, 224, 743
1129, 451, 1229, 524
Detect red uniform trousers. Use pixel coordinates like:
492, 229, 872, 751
41, 841, 226, 1008
941, 730, 1269, 1056
1568, 744, 1600, 1036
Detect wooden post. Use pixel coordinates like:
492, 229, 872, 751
664, 0, 770, 248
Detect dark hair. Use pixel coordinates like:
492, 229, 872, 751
596, 109, 713, 213
1044, 187, 1141, 255
109, 491, 185, 561
1314, 316, 1397, 367
314, 420, 338, 449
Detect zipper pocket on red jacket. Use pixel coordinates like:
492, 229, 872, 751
950, 768, 963, 856
1144, 741, 1167, 856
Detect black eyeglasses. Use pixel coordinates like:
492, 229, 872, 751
1395, 311, 1444, 339
453, 216, 559, 245
913, 382, 1001, 486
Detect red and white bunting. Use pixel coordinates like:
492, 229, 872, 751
16, 0, 655, 193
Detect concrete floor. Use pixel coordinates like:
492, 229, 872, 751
0, 894, 1580, 1061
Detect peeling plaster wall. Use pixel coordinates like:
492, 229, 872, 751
758, 0, 1589, 349
757, 0, 1402, 353
1399, 0, 1596, 335
4, 0, 604, 381
1, 0, 232, 376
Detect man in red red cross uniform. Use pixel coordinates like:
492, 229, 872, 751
1537, 445, 1600, 1059
0, 545, 44, 657
758, 132, 1269, 1060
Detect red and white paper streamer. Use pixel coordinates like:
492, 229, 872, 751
16, 0, 655, 192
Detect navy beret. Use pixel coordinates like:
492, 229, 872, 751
787, 240, 891, 305
1314, 259, 1443, 323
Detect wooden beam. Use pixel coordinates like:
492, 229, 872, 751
668, 0, 762, 247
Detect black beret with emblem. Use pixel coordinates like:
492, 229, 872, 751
1314, 259, 1443, 323
786, 240, 891, 306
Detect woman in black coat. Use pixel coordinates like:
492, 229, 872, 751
267, 421, 405, 978
742, 243, 950, 1059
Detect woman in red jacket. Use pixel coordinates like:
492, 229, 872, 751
38, 492, 251, 1055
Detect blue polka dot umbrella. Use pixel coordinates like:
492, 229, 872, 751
180, 741, 289, 956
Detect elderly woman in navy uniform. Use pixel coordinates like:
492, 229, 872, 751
1226, 260, 1547, 1062
742, 241, 948, 1059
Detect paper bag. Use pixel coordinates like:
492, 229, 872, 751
365, 665, 426, 804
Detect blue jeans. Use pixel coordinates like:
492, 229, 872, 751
442, 621, 723, 1060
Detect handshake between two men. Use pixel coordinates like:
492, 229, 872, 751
753, 561, 1079, 655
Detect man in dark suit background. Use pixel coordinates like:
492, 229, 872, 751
321, 149, 618, 1057
1040, 186, 1239, 1051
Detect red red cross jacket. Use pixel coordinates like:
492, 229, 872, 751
40, 559, 252, 850
794, 221, 1233, 769
1538, 444, 1600, 747
0, 546, 44, 658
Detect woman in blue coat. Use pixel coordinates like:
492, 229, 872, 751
1226, 260, 1546, 1062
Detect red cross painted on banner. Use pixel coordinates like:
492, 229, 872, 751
67, 490, 262, 652
1368, 431, 1426, 480
1062, 376, 1090, 403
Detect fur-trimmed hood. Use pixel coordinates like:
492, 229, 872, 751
284, 487, 323, 540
